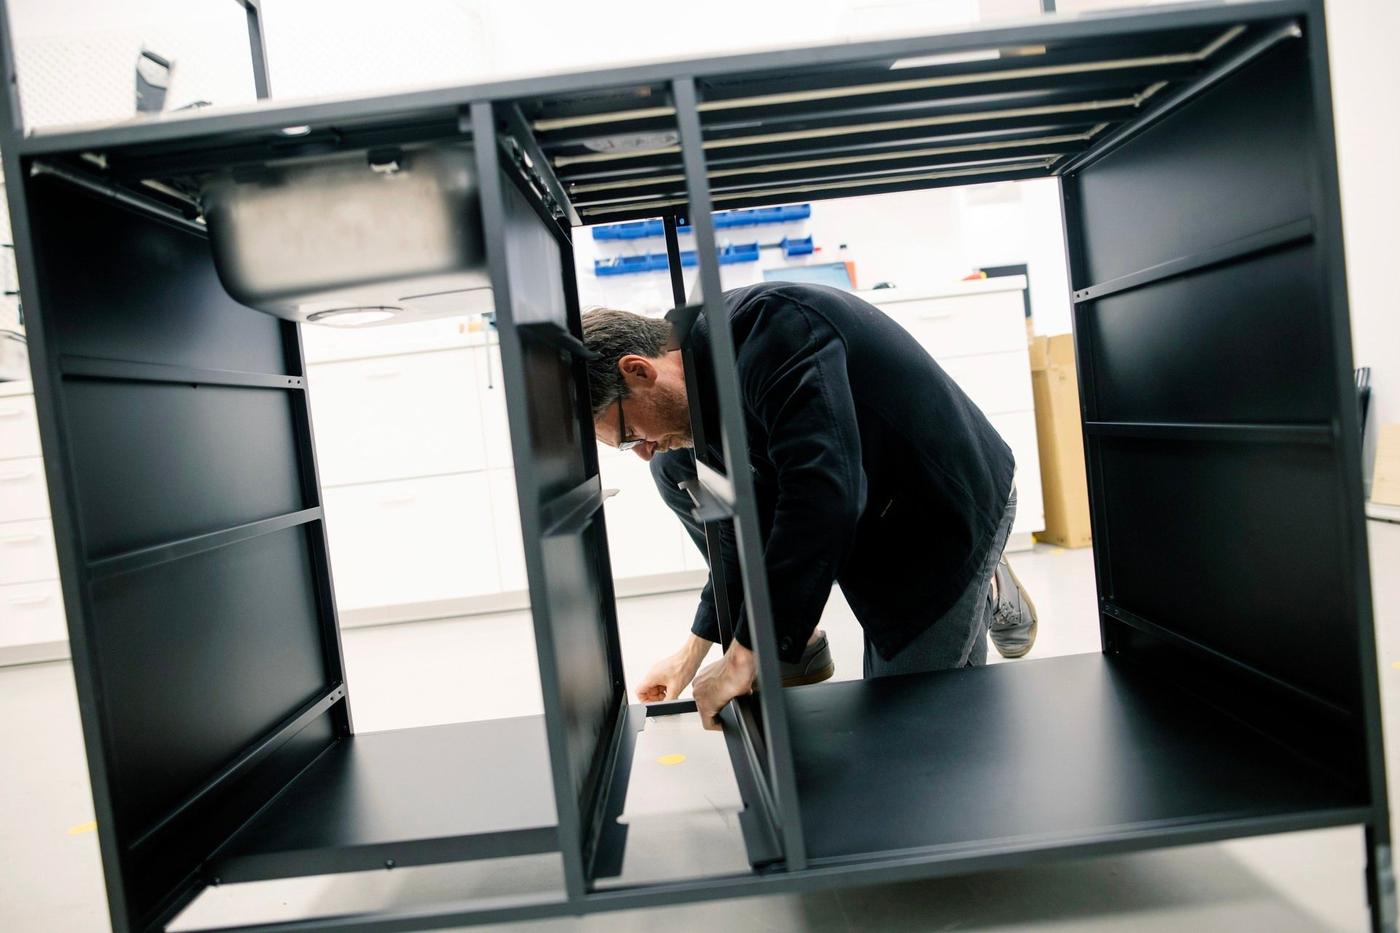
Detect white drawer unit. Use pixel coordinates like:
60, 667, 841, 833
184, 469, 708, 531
0, 580, 66, 648
476, 343, 515, 471
0, 393, 42, 460
487, 468, 528, 593
308, 349, 487, 487
597, 449, 691, 580
939, 351, 1035, 418
0, 517, 59, 586
0, 457, 49, 522
989, 410, 1046, 542
322, 472, 503, 611
874, 289, 1027, 360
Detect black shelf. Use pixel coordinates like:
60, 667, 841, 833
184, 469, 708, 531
209, 718, 559, 883
785, 653, 1365, 866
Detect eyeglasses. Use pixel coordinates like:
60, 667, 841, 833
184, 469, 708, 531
616, 396, 645, 452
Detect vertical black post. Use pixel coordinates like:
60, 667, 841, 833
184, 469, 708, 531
663, 212, 734, 645
240, 0, 272, 100
1301, 2, 1393, 929
470, 101, 589, 901
1056, 172, 1114, 655
671, 76, 806, 870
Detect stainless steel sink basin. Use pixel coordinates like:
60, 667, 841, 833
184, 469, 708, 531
200, 145, 494, 326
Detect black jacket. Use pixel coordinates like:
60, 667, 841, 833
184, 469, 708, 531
678, 282, 1014, 663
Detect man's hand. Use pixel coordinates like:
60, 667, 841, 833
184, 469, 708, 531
637, 634, 713, 702
692, 641, 757, 731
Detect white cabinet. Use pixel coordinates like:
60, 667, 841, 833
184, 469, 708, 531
487, 468, 528, 593
596, 448, 691, 581
309, 349, 487, 487
322, 473, 501, 611
866, 280, 1044, 549
0, 382, 67, 663
0, 458, 50, 521
0, 580, 65, 649
0, 393, 42, 459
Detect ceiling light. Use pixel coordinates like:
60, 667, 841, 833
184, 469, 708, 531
280, 125, 312, 136
890, 44, 1045, 70
306, 307, 398, 327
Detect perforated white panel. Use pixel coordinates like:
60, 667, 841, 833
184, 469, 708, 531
8, 0, 255, 131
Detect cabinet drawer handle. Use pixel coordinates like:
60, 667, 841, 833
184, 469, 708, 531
0, 533, 41, 544
366, 369, 402, 380
0, 470, 35, 482
915, 310, 956, 321
8, 594, 52, 607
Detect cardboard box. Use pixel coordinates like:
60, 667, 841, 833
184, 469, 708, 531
1372, 423, 1400, 507
1029, 334, 1092, 548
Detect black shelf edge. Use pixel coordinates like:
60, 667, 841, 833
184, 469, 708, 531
60, 354, 306, 391
1084, 420, 1334, 445
1057, 20, 1302, 176
586, 701, 645, 882
516, 321, 599, 361
539, 476, 612, 537
1099, 600, 1351, 720
87, 508, 323, 580
679, 478, 734, 523
128, 684, 347, 856
207, 717, 561, 884
1071, 217, 1314, 304
784, 653, 1364, 865
720, 696, 786, 869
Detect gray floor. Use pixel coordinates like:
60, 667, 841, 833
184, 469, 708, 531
3, 524, 1398, 931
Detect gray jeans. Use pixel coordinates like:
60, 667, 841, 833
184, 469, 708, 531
862, 486, 1018, 679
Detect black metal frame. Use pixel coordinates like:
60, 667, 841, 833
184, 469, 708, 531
0, 1, 1391, 931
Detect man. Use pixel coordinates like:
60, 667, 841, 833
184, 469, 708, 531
584, 282, 1036, 729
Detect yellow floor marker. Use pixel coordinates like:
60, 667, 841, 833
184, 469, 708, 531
1391, 661, 1400, 671
67, 820, 97, 835
656, 753, 687, 766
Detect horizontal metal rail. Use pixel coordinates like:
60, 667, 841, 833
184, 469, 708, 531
60, 355, 305, 391
533, 26, 1245, 132
1056, 20, 1301, 175
127, 683, 346, 854
1072, 217, 1314, 303
87, 508, 323, 580
539, 476, 613, 537
1100, 600, 1351, 719
1083, 421, 1334, 445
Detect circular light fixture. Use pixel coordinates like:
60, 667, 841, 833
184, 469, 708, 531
280, 125, 312, 136
306, 307, 399, 327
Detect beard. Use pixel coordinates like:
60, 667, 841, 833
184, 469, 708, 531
655, 381, 695, 449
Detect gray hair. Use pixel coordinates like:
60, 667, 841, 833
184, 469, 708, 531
581, 308, 672, 418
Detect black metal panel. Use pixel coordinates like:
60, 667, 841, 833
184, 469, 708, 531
1075, 43, 1313, 286
210, 717, 560, 882
15, 166, 346, 932
133, 712, 337, 930
29, 179, 289, 375
786, 653, 1360, 864
1085, 244, 1330, 424
62, 381, 305, 557
1097, 437, 1355, 708
1069, 22, 1377, 815
89, 524, 331, 839
539, 520, 616, 797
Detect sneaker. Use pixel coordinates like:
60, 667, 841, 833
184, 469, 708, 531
989, 557, 1038, 659
780, 631, 836, 687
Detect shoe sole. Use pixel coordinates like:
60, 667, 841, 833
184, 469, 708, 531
994, 619, 1038, 659
992, 558, 1039, 660
782, 661, 836, 687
